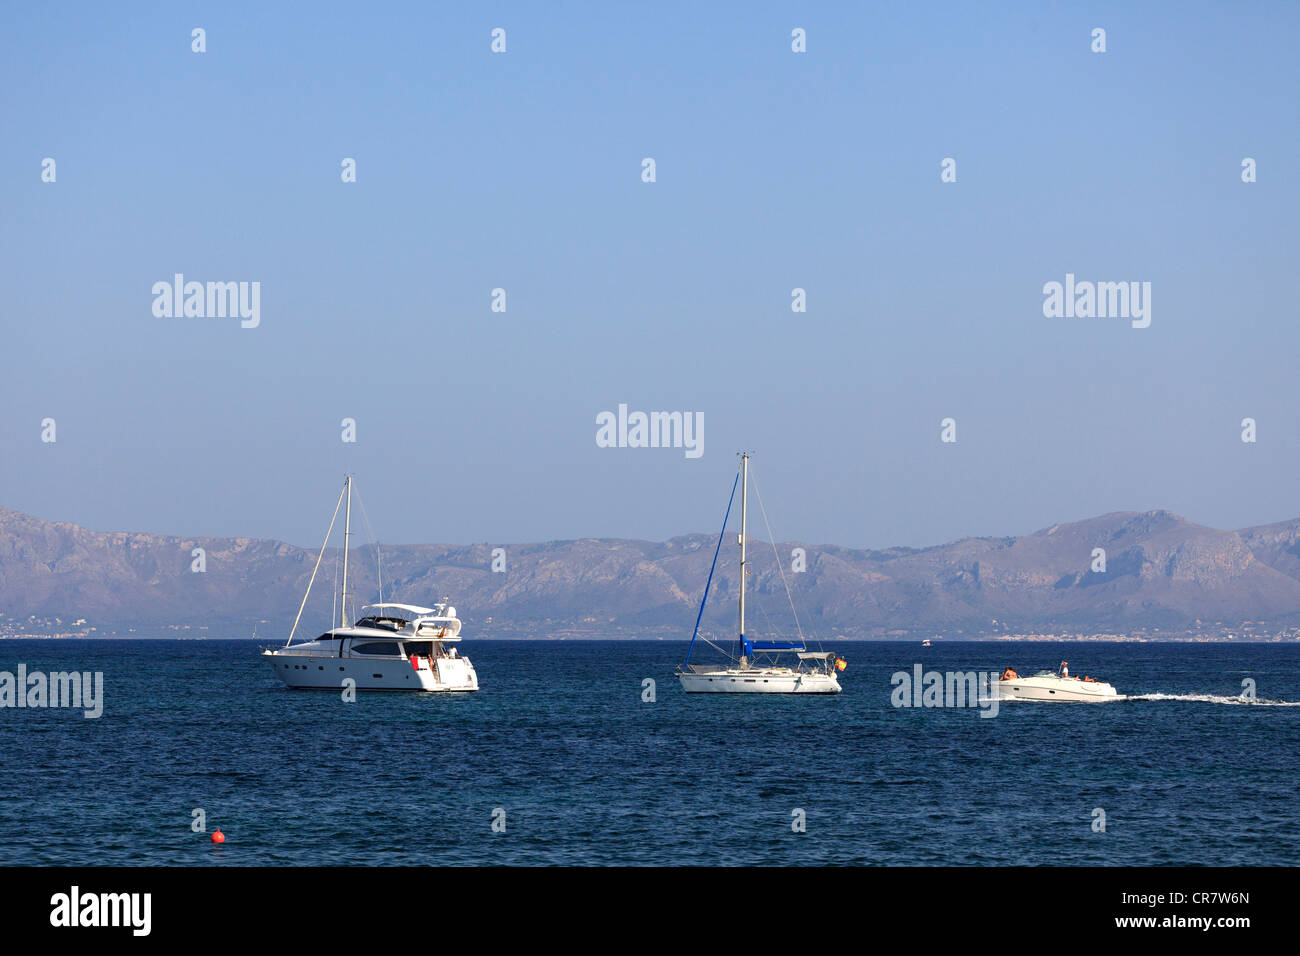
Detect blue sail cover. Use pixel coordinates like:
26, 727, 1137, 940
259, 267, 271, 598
745, 639, 806, 653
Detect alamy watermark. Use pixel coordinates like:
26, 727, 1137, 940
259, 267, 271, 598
595, 403, 703, 459
891, 665, 1000, 718
50, 886, 150, 936
1042, 273, 1150, 329
0, 665, 103, 718
152, 274, 260, 328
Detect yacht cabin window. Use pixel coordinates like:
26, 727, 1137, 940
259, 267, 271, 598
350, 641, 401, 656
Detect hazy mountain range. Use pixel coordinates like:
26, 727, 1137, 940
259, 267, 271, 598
4, 506, 1300, 640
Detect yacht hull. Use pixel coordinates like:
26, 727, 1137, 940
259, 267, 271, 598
678, 670, 841, 694
265, 652, 478, 692
997, 676, 1116, 702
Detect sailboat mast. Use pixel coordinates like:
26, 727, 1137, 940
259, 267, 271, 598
340, 474, 352, 628
739, 453, 748, 647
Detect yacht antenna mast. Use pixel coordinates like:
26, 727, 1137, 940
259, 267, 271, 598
340, 474, 353, 628
739, 452, 748, 664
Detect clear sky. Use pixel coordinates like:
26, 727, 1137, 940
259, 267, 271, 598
3, 2, 1298, 550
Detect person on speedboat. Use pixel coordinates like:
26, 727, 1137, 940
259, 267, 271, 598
1059, 661, 1069, 679
1000, 667, 1019, 681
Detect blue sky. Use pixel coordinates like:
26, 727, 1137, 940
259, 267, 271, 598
2, 2, 1298, 549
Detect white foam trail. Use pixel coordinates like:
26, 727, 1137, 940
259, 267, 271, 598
1125, 692, 1300, 706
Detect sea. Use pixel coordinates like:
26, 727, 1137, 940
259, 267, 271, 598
1, 639, 1297, 866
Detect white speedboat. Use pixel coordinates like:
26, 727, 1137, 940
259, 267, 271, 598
262, 476, 478, 692
676, 453, 845, 695
996, 668, 1117, 702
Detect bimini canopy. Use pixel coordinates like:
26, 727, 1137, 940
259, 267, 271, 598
797, 651, 834, 660
361, 603, 436, 616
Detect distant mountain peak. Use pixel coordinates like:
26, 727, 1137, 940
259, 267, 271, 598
2, 505, 1299, 639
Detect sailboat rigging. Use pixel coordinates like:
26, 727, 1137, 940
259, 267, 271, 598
677, 453, 845, 694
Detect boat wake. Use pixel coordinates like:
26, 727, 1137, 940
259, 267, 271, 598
1123, 692, 1300, 706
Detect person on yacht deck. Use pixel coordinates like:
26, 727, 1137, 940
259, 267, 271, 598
1059, 661, 1069, 678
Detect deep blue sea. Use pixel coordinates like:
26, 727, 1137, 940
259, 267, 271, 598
1, 639, 1297, 866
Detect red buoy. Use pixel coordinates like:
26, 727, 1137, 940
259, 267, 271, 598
211, 829, 225, 844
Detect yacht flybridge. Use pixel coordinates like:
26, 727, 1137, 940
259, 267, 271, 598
262, 476, 479, 692
677, 453, 845, 694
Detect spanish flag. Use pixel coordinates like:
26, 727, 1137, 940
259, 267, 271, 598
834, 657, 847, 672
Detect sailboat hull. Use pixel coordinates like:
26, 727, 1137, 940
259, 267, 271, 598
678, 670, 840, 694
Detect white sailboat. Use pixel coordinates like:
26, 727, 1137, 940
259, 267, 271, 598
262, 476, 479, 692
677, 453, 845, 694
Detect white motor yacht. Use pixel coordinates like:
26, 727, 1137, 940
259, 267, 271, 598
262, 476, 479, 692
265, 602, 477, 692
